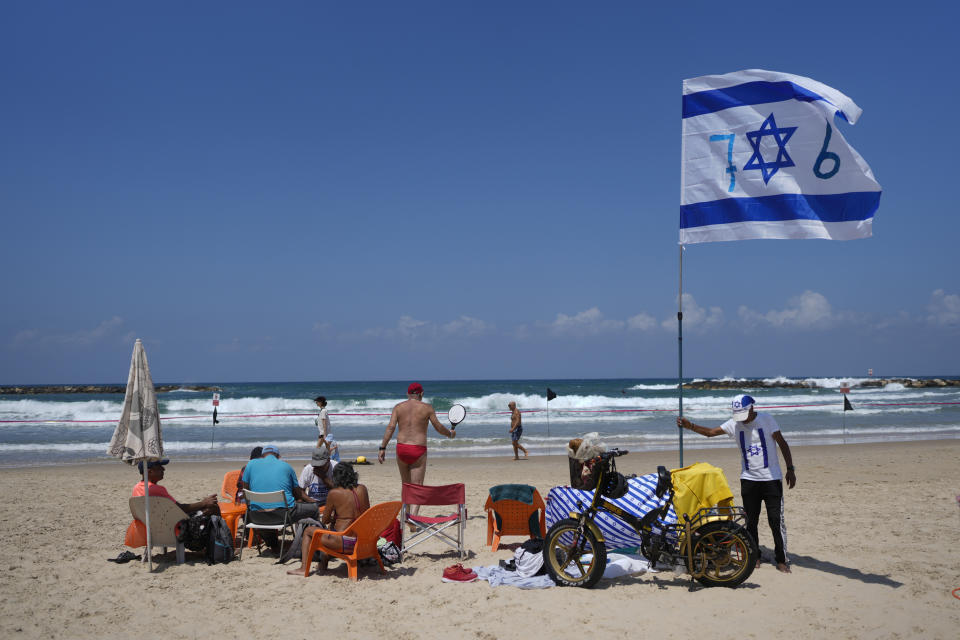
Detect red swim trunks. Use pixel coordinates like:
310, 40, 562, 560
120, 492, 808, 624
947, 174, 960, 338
396, 443, 427, 465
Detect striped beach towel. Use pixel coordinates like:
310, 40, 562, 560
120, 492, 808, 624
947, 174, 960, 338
545, 473, 678, 551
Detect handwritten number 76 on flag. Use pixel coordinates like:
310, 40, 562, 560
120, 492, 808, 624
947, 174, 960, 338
710, 134, 737, 192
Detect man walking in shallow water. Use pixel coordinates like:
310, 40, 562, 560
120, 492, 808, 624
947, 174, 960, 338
378, 383, 456, 516
508, 401, 529, 460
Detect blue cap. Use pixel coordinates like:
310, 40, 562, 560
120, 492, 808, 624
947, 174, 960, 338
731, 394, 755, 421
137, 458, 169, 473
262, 444, 280, 456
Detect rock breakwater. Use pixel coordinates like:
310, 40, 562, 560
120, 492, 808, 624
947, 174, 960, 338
0, 384, 220, 395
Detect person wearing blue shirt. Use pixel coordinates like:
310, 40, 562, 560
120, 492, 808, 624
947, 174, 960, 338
240, 444, 320, 552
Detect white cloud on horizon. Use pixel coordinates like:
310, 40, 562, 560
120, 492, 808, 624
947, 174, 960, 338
442, 315, 493, 336
738, 291, 848, 330
546, 307, 624, 336
627, 312, 657, 331
316, 289, 960, 347
662, 294, 723, 331
927, 289, 960, 326
359, 314, 492, 341
10, 316, 128, 348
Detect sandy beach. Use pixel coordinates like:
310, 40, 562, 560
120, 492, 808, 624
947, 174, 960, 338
1, 440, 957, 639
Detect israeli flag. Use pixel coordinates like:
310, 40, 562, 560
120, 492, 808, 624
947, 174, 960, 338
681, 69, 881, 244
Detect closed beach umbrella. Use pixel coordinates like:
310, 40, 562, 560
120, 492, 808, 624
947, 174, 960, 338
106, 339, 164, 569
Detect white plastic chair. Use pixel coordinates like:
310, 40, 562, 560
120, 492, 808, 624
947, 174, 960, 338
239, 489, 294, 560
128, 496, 188, 564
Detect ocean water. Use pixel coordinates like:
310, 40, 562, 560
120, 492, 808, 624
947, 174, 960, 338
0, 377, 958, 468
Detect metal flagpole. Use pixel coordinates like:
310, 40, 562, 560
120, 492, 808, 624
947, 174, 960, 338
842, 403, 846, 443
546, 402, 550, 455
678, 245, 685, 468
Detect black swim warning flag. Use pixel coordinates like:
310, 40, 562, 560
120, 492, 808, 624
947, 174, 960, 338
546, 388, 557, 401
843, 395, 854, 411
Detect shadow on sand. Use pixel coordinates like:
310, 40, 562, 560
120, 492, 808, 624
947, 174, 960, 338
787, 551, 902, 588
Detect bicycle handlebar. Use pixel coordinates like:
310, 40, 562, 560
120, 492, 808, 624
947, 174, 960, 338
600, 448, 629, 460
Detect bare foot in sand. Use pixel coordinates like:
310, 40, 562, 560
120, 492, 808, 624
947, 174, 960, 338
776, 562, 791, 573
287, 565, 309, 576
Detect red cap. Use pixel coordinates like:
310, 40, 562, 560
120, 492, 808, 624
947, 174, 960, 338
407, 383, 423, 395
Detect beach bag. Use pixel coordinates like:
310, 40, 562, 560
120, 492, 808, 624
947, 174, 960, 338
178, 514, 210, 553
378, 541, 401, 565
379, 518, 402, 546
205, 515, 234, 564
513, 537, 546, 577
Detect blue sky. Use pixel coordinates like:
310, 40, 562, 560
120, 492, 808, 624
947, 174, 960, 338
2, 1, 958, 384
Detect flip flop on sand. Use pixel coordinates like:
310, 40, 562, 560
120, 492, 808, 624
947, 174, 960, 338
107, 550, 141, 564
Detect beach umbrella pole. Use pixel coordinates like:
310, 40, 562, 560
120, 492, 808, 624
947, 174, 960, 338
143, 462, 153, 571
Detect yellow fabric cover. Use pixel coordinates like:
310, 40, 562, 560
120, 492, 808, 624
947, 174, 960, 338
670, 462, 734, 521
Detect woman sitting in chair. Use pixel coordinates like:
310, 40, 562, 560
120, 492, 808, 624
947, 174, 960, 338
287, 462, 370, 576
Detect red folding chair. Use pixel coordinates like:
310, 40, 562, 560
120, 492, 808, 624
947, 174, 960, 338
400, 482, 466, 561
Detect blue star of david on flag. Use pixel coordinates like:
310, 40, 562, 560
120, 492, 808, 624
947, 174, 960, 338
743, 113, 797, 184
681, 69, 882, 244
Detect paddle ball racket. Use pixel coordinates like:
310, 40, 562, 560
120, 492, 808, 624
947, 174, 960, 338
448, 404, 467, 428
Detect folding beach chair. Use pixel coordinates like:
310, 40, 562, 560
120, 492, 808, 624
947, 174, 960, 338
400, 483, 466, 561
484, 484, 546, 552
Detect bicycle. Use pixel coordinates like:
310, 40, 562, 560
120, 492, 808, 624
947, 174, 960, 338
544, 449, 758, 589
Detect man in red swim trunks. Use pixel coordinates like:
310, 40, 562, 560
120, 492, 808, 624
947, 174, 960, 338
378, 383, 456, 515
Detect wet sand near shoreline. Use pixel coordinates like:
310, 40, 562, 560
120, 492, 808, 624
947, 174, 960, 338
0, 440, 957, 639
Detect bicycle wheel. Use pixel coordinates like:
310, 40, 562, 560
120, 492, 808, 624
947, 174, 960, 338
543, 518, 607, 588
690, 520, 757, 588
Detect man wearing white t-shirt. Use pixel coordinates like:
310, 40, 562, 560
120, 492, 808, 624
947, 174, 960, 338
677, 394, 796, 573
299, 446, 338, 506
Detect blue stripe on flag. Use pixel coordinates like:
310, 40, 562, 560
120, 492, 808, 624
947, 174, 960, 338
683, 81, 846, 120
681, 191, 880, 230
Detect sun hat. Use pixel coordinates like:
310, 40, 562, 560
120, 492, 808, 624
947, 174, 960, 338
137, 458, 169, 473
408, 382, 424, 395
311, 447, 330, 465
731, 394, 755, 421
262, 444, 280, 456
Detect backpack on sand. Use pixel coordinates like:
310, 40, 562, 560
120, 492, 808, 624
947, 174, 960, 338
178, 514, 210, 553
205, 515, 234, 564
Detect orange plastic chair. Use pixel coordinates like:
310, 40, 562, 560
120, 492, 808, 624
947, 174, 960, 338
302, 501, 401, 581
218, 470, 247, 543
220, 470, 243, 503
484, 484, 546, 552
